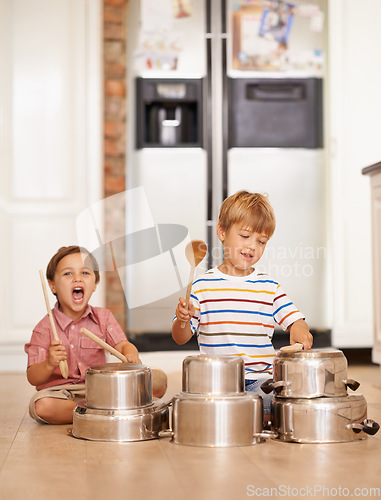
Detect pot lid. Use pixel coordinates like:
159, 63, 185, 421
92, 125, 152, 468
87, 363, 149, 374
277, 348, 345, 359
183, 355, 244, 366
173, 391, 261, 402
273, 393, 366, 405
77, 399, 167, 416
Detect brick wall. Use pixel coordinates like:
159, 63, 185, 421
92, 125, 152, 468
103, 0, 128, 330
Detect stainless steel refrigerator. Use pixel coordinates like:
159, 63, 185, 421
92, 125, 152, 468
125, 0, 328, 335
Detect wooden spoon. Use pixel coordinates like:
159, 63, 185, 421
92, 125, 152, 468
80, 328, 128, 363
280, 342, 304, 352
180, 240, 207, 329
39, 270, 69, 379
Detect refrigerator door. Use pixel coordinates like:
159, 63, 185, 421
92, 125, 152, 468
126, 149, 208, 334
228, 148, 327, 329
125, 0, 208, 335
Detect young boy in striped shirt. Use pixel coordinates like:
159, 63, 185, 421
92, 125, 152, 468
172, 190, 313, 417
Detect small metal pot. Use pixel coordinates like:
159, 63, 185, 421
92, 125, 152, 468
159, 392, 274, 447
85, 363, 152, 410
271, 394, 379, 443
72, 399, 169, 442
261, 349, 360, 398
182, 355, 245, 395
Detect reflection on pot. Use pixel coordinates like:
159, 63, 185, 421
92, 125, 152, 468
262, 349, 360, 399
271, 394, 379, 443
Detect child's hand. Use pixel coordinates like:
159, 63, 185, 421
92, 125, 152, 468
47, 339, 67, 368
289, 319, 313, 350
124, 353, 142, 364
175, 297, 195, 324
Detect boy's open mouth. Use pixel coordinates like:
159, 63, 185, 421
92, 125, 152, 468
241, 252, 253, 259
72, 287, 84, 303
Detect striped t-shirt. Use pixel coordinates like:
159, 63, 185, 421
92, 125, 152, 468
189, 267, 304, 379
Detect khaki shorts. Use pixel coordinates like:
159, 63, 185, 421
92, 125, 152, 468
29, 384, 86, 424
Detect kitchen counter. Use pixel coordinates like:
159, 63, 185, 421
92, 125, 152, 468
362, 161, 381, 176
362, 162, 381, 363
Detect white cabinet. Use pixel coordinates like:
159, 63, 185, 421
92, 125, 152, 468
0, 0, 102, 371
362, 163, 381, 363
327, 0, 381, 347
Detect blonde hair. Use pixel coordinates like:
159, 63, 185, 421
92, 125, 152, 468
218, 190, 276, 238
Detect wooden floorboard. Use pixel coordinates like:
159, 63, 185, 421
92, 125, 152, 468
1, 362, 381, 500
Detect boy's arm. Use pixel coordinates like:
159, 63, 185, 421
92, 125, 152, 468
114, 339, 141, 364
26, 340, 67, 386
288, 319, 313, 350
172, 318, 193, 345
171, 297, 195, 345
27, 361, 56, 387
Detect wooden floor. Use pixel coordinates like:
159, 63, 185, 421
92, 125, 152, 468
1, 352, 381, 500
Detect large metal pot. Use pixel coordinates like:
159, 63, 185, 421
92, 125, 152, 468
271, 394, 379, 443
85, 363, 152, 410
160, 392, 274, 447
72, 399, 169, 442
182, 355, 245, 395
261, 349, 360, 398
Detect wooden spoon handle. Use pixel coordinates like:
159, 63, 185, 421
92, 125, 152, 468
280, 343, 304, 352
180, 266, 195, 329
39, 270, 69, 379
80, 328, 127, 363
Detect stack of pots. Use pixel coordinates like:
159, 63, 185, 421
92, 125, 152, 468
261, 349, 379, 443
72, 363, 169, 442
161, 355, 270, 447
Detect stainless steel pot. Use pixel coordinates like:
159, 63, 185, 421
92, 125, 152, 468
261, 349, 360, 398
72, 399, 169, 442
159, 392, 274, 447
85, 363, 152, 410
182, 355, 245, 395
271, 394, 379, 443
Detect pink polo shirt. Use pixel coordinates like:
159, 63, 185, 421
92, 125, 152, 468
25, 303, 127, 390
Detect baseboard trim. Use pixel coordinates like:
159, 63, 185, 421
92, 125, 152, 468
3, 330, 375, 374
339, 348, 375, 365
129, 329, 332, 352
0, 344, 27, 373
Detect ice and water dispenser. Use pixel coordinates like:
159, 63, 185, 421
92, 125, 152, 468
136, 77, 322, 149
136, 78, 203, 148
228, 77, 323, 149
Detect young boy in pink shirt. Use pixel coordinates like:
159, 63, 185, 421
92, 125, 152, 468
25, 245, 167, 424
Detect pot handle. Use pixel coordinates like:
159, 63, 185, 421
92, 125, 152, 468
155, 398, 173, 413
253, 430, 279, 440
158, 429, 174, 438
260, 379, 289, 394
343, 379, 360, 391
348, 419, 380, 435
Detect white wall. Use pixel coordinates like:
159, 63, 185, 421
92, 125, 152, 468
0, 0, 103, 371
1, 0, 380, 375
327, 0, 381, 347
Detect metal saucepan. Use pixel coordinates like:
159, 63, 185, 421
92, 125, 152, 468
261, 349, 360, 398
85, 363, 152, 410
271, 394, 379, 443
182, 355, 245, 395
72, 399, 169, 442
159, 392, 275, 447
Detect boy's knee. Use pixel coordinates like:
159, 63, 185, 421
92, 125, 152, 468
34, 397, 58, 421
34, 397, 75, 424
151, 369, 167, 398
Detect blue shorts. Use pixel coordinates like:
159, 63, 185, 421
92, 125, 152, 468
245, 378, 273, 414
